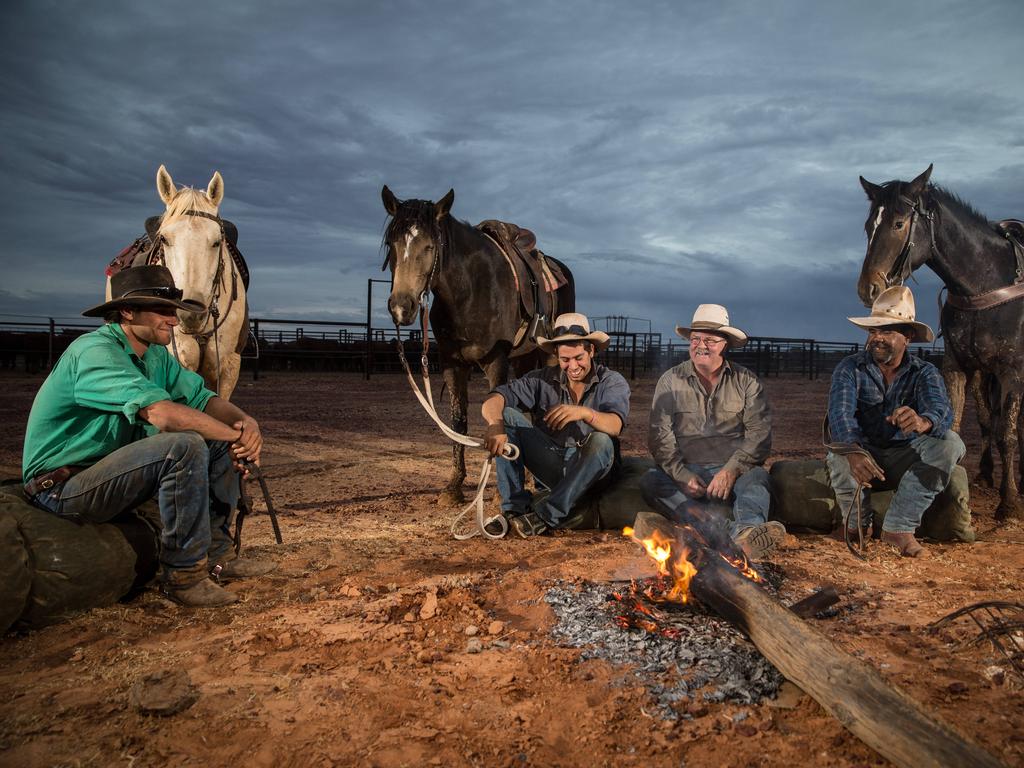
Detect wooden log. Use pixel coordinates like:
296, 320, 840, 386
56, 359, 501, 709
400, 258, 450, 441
631, 512, 1004, 768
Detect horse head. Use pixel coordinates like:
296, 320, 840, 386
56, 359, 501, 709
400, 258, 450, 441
154, 164, 228, 333
381, 185, 454, 326
856, 164, 933, 307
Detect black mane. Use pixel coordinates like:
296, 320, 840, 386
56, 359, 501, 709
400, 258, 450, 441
928, 184, 991, 229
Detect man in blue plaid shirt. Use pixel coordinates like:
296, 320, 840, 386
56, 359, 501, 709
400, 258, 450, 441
826, 286, 965, 557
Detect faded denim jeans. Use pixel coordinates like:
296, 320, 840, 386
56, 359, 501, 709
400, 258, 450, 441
495, 407, 616, 526
32, 431, 240, 574
826, 431, 966, 533
639, 464, 772, 539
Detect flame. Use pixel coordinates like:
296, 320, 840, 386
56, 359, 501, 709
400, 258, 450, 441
720, 552, 764, 583
623, 527, 698, 604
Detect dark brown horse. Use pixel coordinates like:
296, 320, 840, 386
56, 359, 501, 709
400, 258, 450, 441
381, 186, 575, 505
858, 164, 1024, 519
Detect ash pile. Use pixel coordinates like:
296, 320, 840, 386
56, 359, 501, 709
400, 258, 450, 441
546, 576, 784, 717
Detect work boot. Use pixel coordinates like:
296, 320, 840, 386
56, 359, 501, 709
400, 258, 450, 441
161, 577, 238, 607
510, 511, 548, 538
209, 554, 277, 580
881, 530, 924, 557
733, 521, 786, 560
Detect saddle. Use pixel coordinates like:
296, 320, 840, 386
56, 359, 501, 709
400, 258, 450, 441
476, 219, 568, 345
105, 215, 250, 291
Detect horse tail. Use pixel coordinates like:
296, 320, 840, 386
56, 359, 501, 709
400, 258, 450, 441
548, 255, 576, 316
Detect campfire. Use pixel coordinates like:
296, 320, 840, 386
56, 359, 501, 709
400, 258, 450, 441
546, 519, 786, 716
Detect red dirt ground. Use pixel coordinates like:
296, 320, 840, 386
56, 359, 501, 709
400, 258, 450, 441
1, 370, 1022, 768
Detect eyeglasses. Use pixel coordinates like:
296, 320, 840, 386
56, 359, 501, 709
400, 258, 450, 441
690, 335, 727, 347
122, 286, 184, 301
553, 324, 589, 336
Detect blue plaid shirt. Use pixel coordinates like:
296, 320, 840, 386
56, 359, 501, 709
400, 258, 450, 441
827, 350, 952, 448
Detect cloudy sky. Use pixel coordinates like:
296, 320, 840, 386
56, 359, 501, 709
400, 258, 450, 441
1, 0, 1021, 342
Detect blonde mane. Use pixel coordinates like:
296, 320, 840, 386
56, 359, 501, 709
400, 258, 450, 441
160, 187, 218, 228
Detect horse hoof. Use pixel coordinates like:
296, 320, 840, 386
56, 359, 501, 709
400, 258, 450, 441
437, 490, 465, 507
995, 500, 1024, 521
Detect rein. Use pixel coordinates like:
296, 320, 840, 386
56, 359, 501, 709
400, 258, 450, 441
395, 299, 519, 541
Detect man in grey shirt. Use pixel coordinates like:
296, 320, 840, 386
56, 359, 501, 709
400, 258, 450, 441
641, 304, 785, 559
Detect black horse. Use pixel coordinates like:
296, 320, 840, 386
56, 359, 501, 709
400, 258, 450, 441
381, 186, 576, 505
858, 164, 1024, 519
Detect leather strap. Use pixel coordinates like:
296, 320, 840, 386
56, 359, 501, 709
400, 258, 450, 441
946, 281, 1024, 311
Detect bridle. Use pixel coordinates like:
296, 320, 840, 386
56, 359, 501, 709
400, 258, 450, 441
146, 209, 240, 394
878, 190, 941, 289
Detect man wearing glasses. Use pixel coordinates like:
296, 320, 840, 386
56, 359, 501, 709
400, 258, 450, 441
641, 304, 784, 559
482, 312, 630, 538
21, 265, 272, 607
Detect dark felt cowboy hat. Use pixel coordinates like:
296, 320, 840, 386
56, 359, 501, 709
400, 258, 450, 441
82, 265, 206, 318
536, 313, 611, 354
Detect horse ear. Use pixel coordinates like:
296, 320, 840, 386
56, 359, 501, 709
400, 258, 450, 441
382, 185, 399, 215
859, 176, 882, 200
206, 171, 225, 207
907, 164, 933, 196
435, 189, 455, 220
157, 165, 176, 205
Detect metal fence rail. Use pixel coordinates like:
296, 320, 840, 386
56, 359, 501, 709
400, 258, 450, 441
0, 317, 946, 380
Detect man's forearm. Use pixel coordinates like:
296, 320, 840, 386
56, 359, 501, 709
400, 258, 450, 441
140, 400, 240, 442
204, 396, 248, 427
482, 394, 506, 426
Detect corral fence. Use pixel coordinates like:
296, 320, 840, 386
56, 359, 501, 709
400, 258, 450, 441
0, 316, 945, 380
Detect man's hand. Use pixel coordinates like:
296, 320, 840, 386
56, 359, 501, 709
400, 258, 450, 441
847, 452, 885, 486
887, 406, 932, 435
231, 415, 263, 469
706, 468, 738, 500
543, 404, 591, 431
681, 475, 707, 499
484, 423, 508, 458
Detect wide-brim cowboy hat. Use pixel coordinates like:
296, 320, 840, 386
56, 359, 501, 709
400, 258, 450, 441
675, 304, 748, 348
536, 312, 611, 354
847, 286, 934, 343
82, 264, 206, 318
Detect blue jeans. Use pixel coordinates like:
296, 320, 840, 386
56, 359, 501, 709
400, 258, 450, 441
32, 432, 240, 575
639, 464, 772, 539
826, 431, 966, 533
495, 407, 616, 527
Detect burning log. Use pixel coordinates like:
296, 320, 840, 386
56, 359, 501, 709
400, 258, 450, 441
630, 512, 1004, 768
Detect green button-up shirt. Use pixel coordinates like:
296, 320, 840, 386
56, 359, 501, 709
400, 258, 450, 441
648, 359, 772, 484
22, 323, 215, 481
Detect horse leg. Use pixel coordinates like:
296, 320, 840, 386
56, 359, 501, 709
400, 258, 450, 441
994, 384, 1023, 520
215, 351, 242, 401
941, 354, 966, 432
438, 362, 469, 506
971, 372, 995, 487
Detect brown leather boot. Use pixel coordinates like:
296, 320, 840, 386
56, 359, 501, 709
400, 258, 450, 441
210, 555, 278, 580
161, 577, 239, 607
881, 530, 924, 557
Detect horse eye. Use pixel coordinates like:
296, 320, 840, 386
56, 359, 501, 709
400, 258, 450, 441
894, 221, 904, 230
159, 234, 169, 246
212, 240, 222, 248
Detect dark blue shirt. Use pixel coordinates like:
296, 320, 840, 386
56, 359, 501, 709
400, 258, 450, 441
827, 350, 952, 448
492, 363, 630, 448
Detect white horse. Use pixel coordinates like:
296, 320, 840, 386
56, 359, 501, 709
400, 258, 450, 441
108, 165, 249, 399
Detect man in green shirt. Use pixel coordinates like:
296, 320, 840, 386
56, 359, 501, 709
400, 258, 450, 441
22, 265, 271, 607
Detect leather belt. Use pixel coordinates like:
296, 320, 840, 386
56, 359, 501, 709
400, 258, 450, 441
23, 466, 83, 498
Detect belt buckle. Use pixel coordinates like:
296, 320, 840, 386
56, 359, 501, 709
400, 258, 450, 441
40, 478, 54, 490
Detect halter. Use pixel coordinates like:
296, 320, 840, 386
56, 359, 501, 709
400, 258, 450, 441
881, 192, 939, 288
146, 209, 240, 395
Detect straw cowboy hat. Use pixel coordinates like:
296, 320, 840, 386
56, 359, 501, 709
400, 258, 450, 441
536, 313, 611, 354
82, 265, 206, 318
675, 304, 748, 348
847, 286, 934, 343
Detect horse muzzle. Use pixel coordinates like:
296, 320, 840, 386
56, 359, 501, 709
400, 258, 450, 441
388, 294, 418, 327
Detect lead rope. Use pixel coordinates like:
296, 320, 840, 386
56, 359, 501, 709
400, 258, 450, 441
394, 302, 518, 540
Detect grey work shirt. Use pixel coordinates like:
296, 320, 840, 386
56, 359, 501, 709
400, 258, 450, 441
648, 359, 771, 484
492, 363, 630, 448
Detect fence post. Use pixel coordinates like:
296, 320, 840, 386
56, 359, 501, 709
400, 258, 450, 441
365, 278, 373, 380
252, 318, 260, 381
47, 317, 55, 370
